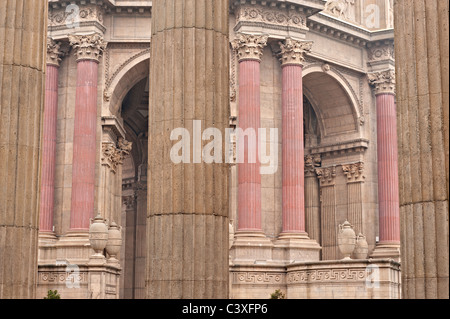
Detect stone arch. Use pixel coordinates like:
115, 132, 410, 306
105, 53, 150, 116
302, 64, 362, 139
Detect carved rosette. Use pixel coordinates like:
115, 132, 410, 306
101, 138, 133, 173
47, 38, 66, 67
279, 38, 313, 67
231, 34, 268, 63
305, 154, 322, 177
69, 33, 106, 63
342, 162, 365, 183
368, 69, 396, 96
316, 166, 337, 186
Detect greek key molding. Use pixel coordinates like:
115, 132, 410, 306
39, 271, 88, 284
233, 272, 285, 285
287, 268, 366, 283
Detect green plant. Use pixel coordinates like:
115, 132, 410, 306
44, 290, 61, 299
270, 289, 286, 299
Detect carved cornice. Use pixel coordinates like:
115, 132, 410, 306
368, 69, 396, 96
279, 38, 313, 67
342, 162, 365, 183
69, 33, 106, 63
46, 37, 67, 67
231, 34, 268, 62
316, 166, 337, 186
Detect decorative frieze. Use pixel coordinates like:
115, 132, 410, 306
287, 268, 366, 283
69, 33, 106, 63
232, 34, 268, 62
342, 162, 365, 183
368, 69, 396, 96
48, 4, 105, 30
279, 38, 313, 67
233, 272, 285, 285
367, 41, 395, 63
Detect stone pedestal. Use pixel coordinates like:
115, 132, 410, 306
0, 0, 47, 299
394, 0, 449, 299
146, 0, 230, 299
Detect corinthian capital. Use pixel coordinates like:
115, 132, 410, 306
368, 69, 396, 95
279, 38, 312, 67
232, 34, 268, 63
69, 33, 106, 63
47, 38, 66, 67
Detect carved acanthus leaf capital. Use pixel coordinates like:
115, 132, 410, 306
305, 154, 322, 176
279, 38, 312, 67
69, 33, 106, 63
47, 38, 67, 67
232, 34, 268, 62
368, 69, 396, 95
342, 162, 365, 183
102, 139, 133, 172
316, 166, 337, 186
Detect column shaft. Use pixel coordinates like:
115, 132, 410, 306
70, 60, 99, 231
282, 64, 305, 233
376, 94, 400, 244
0, 0, 47, 299
395, 0, 449, 299
147, 0, 229, 299
39, 64, 59, 234
237, 60, 262, 231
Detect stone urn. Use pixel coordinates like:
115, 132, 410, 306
354, 233, 369, 259
89, 214, 109, 257
338, 221, 356, 260
106, 222, 122, 264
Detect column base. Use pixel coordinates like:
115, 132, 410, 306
39, 231, 57, 242
230, 231, 274, 265
274, 232, 321, 263
370, 243, 401, 261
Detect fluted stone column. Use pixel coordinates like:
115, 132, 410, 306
369, 70, 401, 259
39, 38, 64, 239
0, 0, 47, 299
147, 1, 229, 299
68, 33, 105, 233
394, 0, 449, 299
304, 155, 321, 243
232, 34, 267, 235
279, 38, 311, 238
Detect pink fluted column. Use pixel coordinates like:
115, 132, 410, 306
69, 34, 105, 232
281, 63, 306, 234
279, 39, 313, 238
39, 64, 59, 235
232, 34, 268, 234
237, 59, 262, 232
376, 93, 400, 244
40, 39, 64, 237
369, 70, 400, 258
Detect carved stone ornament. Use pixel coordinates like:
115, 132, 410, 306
231, 34, 268, 62
316, 166, 337, 186
102, 139, 133, 173
368, 69, 396, 95
279, 38, 313, 67
342, 162, 365, 182
305, 154, 322, 177
69, 33, 106, 62
47, 38, 66, 67
324, 0, 356, 22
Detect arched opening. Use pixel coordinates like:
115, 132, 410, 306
118, 72, 149, 299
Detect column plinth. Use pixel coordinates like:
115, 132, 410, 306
369, 70, 400, 260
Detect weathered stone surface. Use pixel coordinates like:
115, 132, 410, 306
0, 0, 47, 299
395, 0, 449, 299
146, 0, 230, 299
